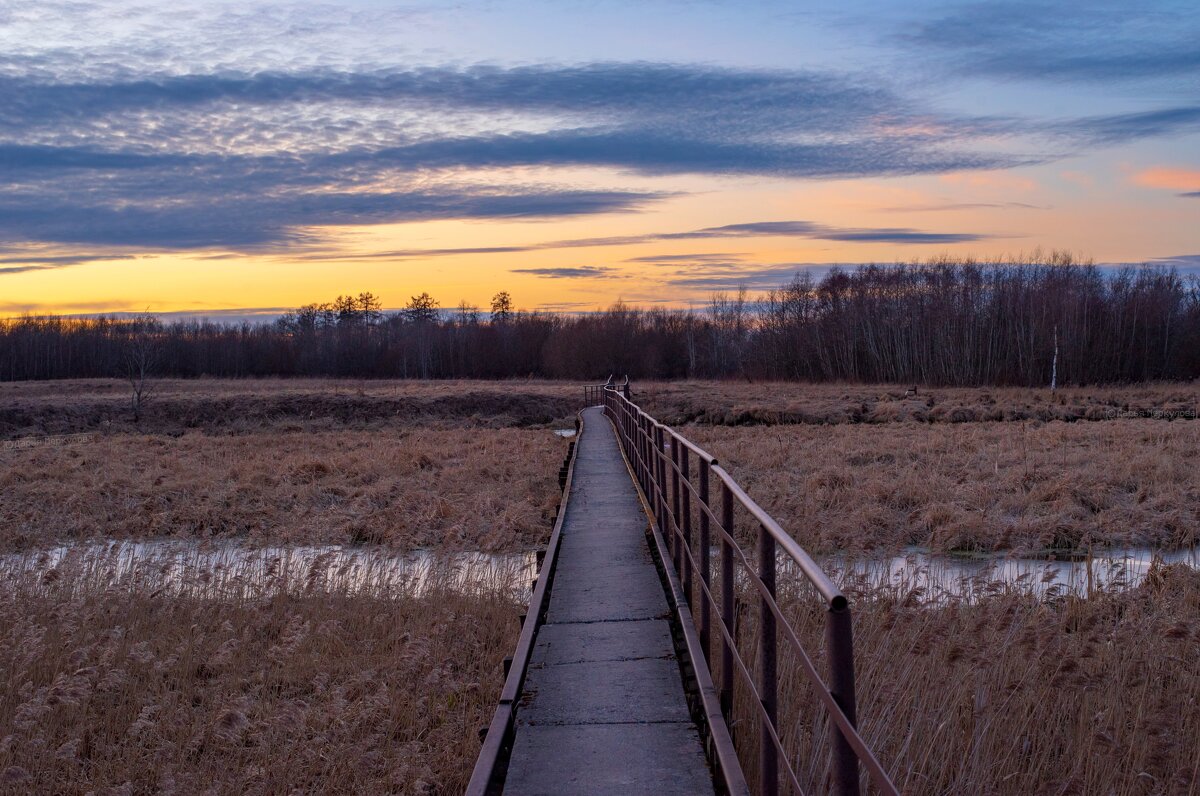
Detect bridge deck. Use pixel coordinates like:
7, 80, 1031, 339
504, 406, 715, 795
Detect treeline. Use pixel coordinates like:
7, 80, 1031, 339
3, 254, 1199, 385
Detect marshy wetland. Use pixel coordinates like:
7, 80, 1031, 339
2, 378, 1198, 793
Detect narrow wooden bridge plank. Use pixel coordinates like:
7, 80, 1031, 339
532, 619, 674, 666
518, 658, 694, 725
503, 724, 714, 796
504, 405, 715, 794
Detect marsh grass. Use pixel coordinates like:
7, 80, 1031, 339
0, 428, 562, 552
687, 419, 1200, 552
707, 564, 1200, 795
0, 547, 524, 794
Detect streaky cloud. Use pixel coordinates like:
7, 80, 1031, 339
0, 187, 662, 249
900, 1, 1200, 84
1054, 106, 1200, 146
878, 201, 1047, 212
625, 253, 748, 264
299, 219, 995, 263
510, 266, 624, 279
0, 60, 1030, 251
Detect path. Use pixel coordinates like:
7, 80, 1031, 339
503, 406, 715, 795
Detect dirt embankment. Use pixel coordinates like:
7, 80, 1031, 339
0, 379, 581, 437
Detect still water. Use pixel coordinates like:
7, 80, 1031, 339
818, 545, 1200, 601
0, 540, 537, 599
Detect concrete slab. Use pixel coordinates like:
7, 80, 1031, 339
518, 658, 693, 725
505, 724, 714, 796
533, 619, 674, 665
504, 406, 714, 793
545, 572, 668, 623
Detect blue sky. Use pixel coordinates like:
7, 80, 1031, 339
1, 0, 1197, 313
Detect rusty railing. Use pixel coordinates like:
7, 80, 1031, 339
595, 381, 897, 796
582, 374, 624, 407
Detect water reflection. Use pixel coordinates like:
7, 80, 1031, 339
0, 540, 537, 600
821, 546, 1200, 602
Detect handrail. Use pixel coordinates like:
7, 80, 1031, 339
600, 383, 898, 796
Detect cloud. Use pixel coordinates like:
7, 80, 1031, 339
0, 251, 137, 274
878, 201, 1045, 212
1145, 254, 1200, 270
316, 218, 995, 262
0, 60, 1028, 252
691, 221, 989, 244
0, 179, 662, 249
510, 266, 625, 279
662, 262, 840, 290
1182, 191, 1200, 198
3, 25, 1186, 258
900, 2, 1200, 84
1051, 106, 1200, 146
625, 253, 748, 264
1131, 166, 1200, 191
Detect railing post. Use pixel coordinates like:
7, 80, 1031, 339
644, 417, 652, 498
828, 605, 861, 796
681, 445, 693, 603
699, 461, 712, 662
643, 417, 651, 495
638, 415, 646, 490
671, 437, 681, 572
656, 426, 667, 540
720, 483, 735, 718
758, 523, 778, 796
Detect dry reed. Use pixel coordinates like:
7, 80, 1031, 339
685, 419, 1200, 552
712, 564, 1200, 795
0, 428, 564, 552
0, 548, 524, 794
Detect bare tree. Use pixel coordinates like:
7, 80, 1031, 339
457, 300, 480, 325
122, 313, 161, 423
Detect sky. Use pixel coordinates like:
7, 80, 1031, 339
1, 0, 1198, 317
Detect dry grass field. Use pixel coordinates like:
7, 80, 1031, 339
0, 378, 571, 793
0, 428, 562, 552
0, 552, 522, 794
686, 419, 1200, 553
3, 377, 1199, 793
718, 564, 1200, 795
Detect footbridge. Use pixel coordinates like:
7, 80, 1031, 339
468, 380, 898, 795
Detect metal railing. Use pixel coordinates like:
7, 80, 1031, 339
582, 374, 626, 407
596, 381, 898, 796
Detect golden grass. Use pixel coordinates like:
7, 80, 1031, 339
6, 377, 1199, 793
633, 380, 1200, 427
684, 420, 1200, 552
0, 552, 523, 794
0, 383, 569, 792
0, 428, 564, 552
711, 565, 1200, 795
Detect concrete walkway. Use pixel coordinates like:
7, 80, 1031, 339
504, 406, 715, 795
